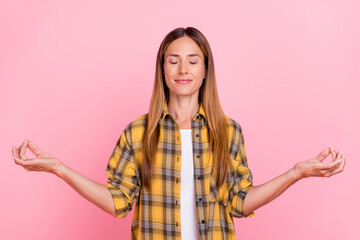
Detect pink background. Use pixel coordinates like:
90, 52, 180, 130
1, 0, 359, 239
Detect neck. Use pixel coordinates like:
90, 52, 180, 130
167, 95, 200, 128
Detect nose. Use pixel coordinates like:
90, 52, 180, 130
178, 61, 188, 75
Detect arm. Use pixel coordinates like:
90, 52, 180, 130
242, 147, 346, 215
12, 140, 116, 217
56, 163, 116, 217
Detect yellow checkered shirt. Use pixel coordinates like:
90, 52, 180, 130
105, 104, 254, 239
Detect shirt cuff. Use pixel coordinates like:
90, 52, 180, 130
106, 183, 132, 219
229, 185, 255, 218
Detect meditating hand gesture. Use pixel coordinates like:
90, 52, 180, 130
13, 139, 63, 176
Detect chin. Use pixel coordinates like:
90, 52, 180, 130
172, 91, 199, 98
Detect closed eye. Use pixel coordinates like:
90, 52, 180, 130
169, 61, 197, 64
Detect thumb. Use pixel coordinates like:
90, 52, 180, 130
316, 147, 331, 162
27, 140, 44, 156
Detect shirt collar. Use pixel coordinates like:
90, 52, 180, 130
160, 102, 207, 122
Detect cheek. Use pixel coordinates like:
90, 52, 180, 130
163, 65, 173, 88
163, 64, 175, 79
194, 66, 206, 79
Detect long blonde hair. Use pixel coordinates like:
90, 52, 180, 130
142, 27, 229, 190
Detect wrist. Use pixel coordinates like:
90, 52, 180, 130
289, 165, 303, 182
53, 160, 65, 178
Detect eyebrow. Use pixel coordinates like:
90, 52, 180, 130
165, 53, 201, 58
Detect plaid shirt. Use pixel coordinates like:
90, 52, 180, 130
105, 104, 254, 240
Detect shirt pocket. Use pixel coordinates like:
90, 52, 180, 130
205, 174, 221, 203
206, 168, 234, 209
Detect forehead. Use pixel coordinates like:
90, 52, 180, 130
165, 36, 204, 58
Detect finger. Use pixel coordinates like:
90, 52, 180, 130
13, 155, 34, 167
12, 146, 20, 158
326, 158, 346, 177
328, 150, 342, 165
316, 148, 331, 162
19, 140, 28, 160
318, 157, 343, 170
330, 147, 338, 161
15, 145, 21, 157
335, 150, 343, 162
327, 154, 345, 171
24, 166, 32, 171
27, 140, 43, 156
338, 155, 346, 169
328, 159, 343, 172
13, 155, 25, 165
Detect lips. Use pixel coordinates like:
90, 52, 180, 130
175, 79, 192, 84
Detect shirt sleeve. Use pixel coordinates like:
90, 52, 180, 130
105, 128, 141, 219
227, 129, 255, 218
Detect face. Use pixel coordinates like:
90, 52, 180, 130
163, 36, 206, 100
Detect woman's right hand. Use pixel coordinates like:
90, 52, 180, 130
12, 139, 62, 176
12, 139, 117, 217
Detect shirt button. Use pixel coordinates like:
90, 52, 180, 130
196, 155, 200, 158
197, 176, 201, 180
176, 222, 178, 227
201, 220, 205, 224
196, 134, 199, 137
176, 178, 178, 184
198, 198, 202, 202
176, 200, 178, 205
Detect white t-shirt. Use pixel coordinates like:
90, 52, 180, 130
180, 129, 200, 240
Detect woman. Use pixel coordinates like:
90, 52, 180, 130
12, 27, 345, 240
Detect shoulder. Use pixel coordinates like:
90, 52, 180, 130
225, 116, 245, 149
225, 116, 243, 136
125, 114, 148, 130
225, 116, 247, 163
122, 113, 148, 143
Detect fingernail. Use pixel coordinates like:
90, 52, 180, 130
338, 158, 343, 162
340, 151, 343, 154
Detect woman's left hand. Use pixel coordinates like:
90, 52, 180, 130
293, 147, 346, 180
243, 147, 346, 215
